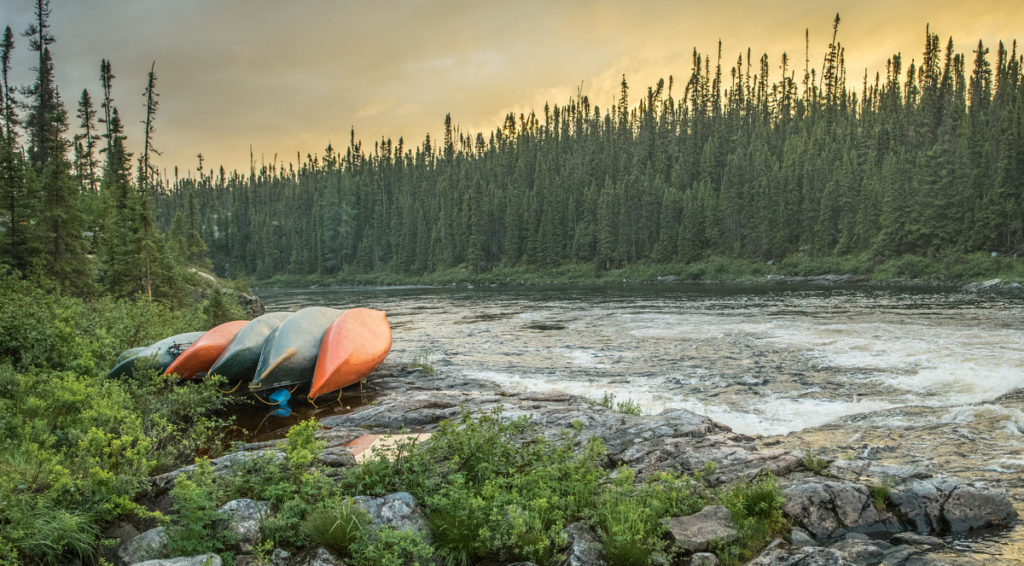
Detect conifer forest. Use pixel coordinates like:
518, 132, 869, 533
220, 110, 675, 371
2, 9, 1024, 288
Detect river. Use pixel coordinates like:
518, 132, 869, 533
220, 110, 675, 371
257, 282, 1024, 563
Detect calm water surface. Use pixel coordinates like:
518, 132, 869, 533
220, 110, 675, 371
258, 283, 1024, 563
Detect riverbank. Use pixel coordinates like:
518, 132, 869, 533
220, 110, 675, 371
253, 253, 1024, 290
115, 365, 1020, 565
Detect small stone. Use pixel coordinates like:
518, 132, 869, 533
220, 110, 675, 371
890, 532, 944, 548
131, 555, 223, 566
790, 529, 817, 547
690, 552, 720, 566
219, 499, 272, 552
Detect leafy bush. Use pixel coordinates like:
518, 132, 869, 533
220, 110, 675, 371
873, 254, 941, 281
716, 472, 788, 565
350, 527, 435, 566
165, 459, 239, 558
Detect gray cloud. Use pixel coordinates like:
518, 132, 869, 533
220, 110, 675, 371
0, 0, 1019, 174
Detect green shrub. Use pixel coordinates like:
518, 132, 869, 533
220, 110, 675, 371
350, 527, 435, 566
716, 472, 788, 565
594, 468, 665, 566
302, 499, 371, 557
165, 459, 238, 558
801, 452, 829, 475
873, 255, 940, 281
868, 478, 894, 511
587, 392, 643, 415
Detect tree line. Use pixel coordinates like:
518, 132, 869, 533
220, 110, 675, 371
155, 17, 1024, 280
1, 0, 206, 300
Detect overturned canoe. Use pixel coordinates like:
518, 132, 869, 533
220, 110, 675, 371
308, 308, 392, 399
107, 331, 207, 379
163, 320, 249, 380
207, 312, 293, 386
250, 306, 341, 393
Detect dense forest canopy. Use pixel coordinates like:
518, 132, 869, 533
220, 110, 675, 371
152, 17, 1024, 280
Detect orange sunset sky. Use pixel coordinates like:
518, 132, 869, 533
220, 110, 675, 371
0, 0, 1021, 177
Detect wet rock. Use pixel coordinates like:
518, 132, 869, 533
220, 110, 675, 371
559, 522, 607, 566
119, 526, 168, 565
131, 556, 222, 566
962, 279, 1023, 297
746, 545, 851, 565
889, 478, 1017, 534
353, 492, 430, 541
782, 478, 898, 540
889, 532, 944, 548
879, 545, 918, 565
662, 505, 738, 553
218, 499, 271, 552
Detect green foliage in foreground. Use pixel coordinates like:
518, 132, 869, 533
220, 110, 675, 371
0, 271, 239, 564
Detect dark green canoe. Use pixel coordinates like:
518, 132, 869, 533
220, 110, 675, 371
107, 331, 207, 379
250, 307, 340, 393
207, 311, 293, 387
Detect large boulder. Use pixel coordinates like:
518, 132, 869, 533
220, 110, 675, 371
782, 479, 899, 540
889, 478, 1018, 534
662, 505, 738, 553
119, 526, 169, 565
746, 543, 851, 566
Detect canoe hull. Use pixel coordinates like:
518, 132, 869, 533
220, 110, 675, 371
107, 331, 207, 379
163, 320, 249, 379
208, 312, 292, 386
251, 306, 341, 393
308, 308, 392, 399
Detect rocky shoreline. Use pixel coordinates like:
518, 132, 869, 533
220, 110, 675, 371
114, 367, 1019, 566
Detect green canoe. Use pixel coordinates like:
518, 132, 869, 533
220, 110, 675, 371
107, 331, 207, 379
250, 307, 340, 393
207, 311, 293, 387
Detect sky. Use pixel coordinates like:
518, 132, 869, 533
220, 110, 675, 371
0, 0, 1021, 178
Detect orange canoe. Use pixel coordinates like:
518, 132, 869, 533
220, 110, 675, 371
308, 308, 392, 399
164, 320, 249, 379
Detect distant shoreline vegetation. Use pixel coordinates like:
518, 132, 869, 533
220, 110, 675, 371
155, 17, 1024, 288
252, 253, 1024, 288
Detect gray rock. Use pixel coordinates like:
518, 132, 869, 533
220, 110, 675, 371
318, 446, 357, 467
689, 553, 719, 566
790, 529, 817, 547
829, 538, 890, 565
879, 545, 919, 565
507, 563, 540, 566
662, 505, 738, 553
353, 492, 430, 541
746, 546, 852, 566
889, 533, 944, 548
218, 499, 272, 552
151, 449, 284, 492
102, 521, 141, 565
560, 522, 606, 566
269, 548, 291, 566
889, 479, 1017, 535
131, 555, 222, 566
119, 527, 169, 565
943, 483, 1018, 533
289, 547, 344, 566
782, 479, 897, 540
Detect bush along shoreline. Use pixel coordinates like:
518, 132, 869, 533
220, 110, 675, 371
109, 366, 1016, 566
252, 253, 1024, 291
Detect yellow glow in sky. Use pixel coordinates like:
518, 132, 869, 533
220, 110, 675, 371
0, 0, 1020, 176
